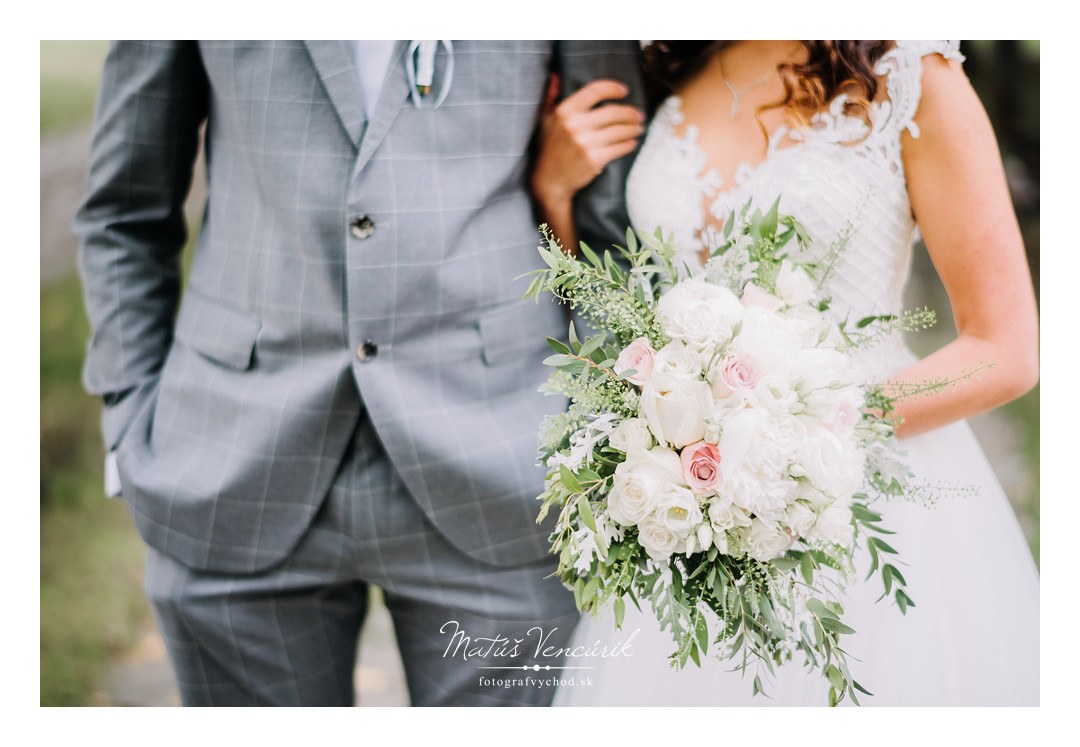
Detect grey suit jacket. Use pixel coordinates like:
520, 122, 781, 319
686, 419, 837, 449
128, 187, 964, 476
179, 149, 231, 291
75, 41, 644, 573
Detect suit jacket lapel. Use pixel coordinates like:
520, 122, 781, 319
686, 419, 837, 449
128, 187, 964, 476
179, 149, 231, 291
304, 41, 367, 148
351, 40, 410, 179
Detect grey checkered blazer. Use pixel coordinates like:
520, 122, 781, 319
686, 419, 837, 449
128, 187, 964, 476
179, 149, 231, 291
76, 41, 644, 574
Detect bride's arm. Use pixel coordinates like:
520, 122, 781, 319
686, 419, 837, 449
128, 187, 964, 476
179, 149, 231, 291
531, 78, 644, 252
889, 53, 1039, 438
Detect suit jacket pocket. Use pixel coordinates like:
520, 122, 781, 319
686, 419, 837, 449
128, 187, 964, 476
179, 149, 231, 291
174, 289, 261, 370
478, 299, 559, 367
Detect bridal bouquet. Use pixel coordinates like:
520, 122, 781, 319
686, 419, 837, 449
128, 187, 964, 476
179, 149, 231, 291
524, 199, 940, 705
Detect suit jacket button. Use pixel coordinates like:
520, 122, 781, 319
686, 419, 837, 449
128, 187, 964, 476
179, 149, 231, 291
356, 340, 378, 362
350, 215, 375, 240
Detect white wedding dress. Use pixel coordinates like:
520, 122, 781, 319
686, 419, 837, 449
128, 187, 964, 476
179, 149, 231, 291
554, 41, 1039, 706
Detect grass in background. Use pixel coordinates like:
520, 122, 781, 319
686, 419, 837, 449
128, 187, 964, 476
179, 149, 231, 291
40, 40, 148, 705
40, 41, 108, 135
40, 274, 149, 705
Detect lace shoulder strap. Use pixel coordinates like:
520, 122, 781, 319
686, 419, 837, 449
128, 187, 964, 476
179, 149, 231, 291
876, 40, 965, 139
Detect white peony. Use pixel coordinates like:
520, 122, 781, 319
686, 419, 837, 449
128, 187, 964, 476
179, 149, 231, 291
747, 518, 794, 562
638, 518, 680, 561
609, 417, 653, 454
651, 483, 703, 538
640, 373, 714, 448
656, 278, 743, 352
718, 407, 804, 520
730, 305, 800, 378
789, 347, 853, 393
793, 426, 865, 501
607, 446, 683, 526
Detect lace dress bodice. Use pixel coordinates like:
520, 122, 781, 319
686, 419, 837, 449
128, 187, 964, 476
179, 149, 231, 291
626, 41, 965, 377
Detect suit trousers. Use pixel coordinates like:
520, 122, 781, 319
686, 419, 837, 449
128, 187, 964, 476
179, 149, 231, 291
144, 410, 581, 706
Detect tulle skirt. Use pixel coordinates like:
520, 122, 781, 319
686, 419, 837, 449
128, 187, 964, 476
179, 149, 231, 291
553, 418, 1040, 706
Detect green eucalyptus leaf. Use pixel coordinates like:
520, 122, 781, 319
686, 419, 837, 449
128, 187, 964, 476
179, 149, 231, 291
578, 496, 598, 532
559, 465, 582, 493
546, 337, 571, 355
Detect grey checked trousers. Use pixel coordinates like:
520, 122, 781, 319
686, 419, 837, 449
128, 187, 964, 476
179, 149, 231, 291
144, 411, 581, 706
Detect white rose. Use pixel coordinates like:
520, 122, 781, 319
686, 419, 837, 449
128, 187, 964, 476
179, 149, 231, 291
657, 278, 743, 351
784, 501, 817, 537
794, 427, 864, 501
640, 373, 714, 448
774, 263, 816, 306
652, 341, 706, 380
607, 446, 683, 526
747, 518, 794, 562
652, 484, 703, 538
808, 503, 854, 547
638, 518, 680, 561
609, 418, 653, 454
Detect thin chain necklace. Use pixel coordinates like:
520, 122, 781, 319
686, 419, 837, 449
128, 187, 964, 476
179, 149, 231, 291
718, 45, 799, 119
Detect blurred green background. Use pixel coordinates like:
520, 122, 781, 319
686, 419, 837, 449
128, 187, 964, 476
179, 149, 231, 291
40, 40, 1041, 706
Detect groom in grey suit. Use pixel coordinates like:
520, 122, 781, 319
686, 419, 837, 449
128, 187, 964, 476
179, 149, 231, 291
76, 41, 644, 706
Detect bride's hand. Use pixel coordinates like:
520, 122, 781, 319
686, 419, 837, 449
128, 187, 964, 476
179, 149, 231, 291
531, 76, 644, 250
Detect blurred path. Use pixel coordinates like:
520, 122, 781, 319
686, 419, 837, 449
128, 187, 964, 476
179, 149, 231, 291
40, 127, 91, 282
40, 125, 207, 283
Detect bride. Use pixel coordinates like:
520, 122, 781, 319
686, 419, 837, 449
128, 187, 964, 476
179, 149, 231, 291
531, 40, 1039, 706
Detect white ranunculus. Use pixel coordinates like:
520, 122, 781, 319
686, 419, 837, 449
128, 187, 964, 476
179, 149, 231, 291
609, 417, 653, 454
794, 426, 865, 501
774, 263, 816, 306
784, 501, 817, 537
808, 502, 855, 547
652, 484, 703, 538
656, 278, 743, 351
747, 518, 794, 562
606, 446, 684, 527
638, 518, 680, 561
651, 341, 706, 380
640, 373, 714, 448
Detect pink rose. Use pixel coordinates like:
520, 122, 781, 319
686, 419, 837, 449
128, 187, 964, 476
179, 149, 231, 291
614, 337, 656, 386
680, 440, 723, 494
712, 357, 760, 399
740, 283, 783, 311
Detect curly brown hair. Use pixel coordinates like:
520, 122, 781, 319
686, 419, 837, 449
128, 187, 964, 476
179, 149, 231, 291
642, 41, 893, 130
